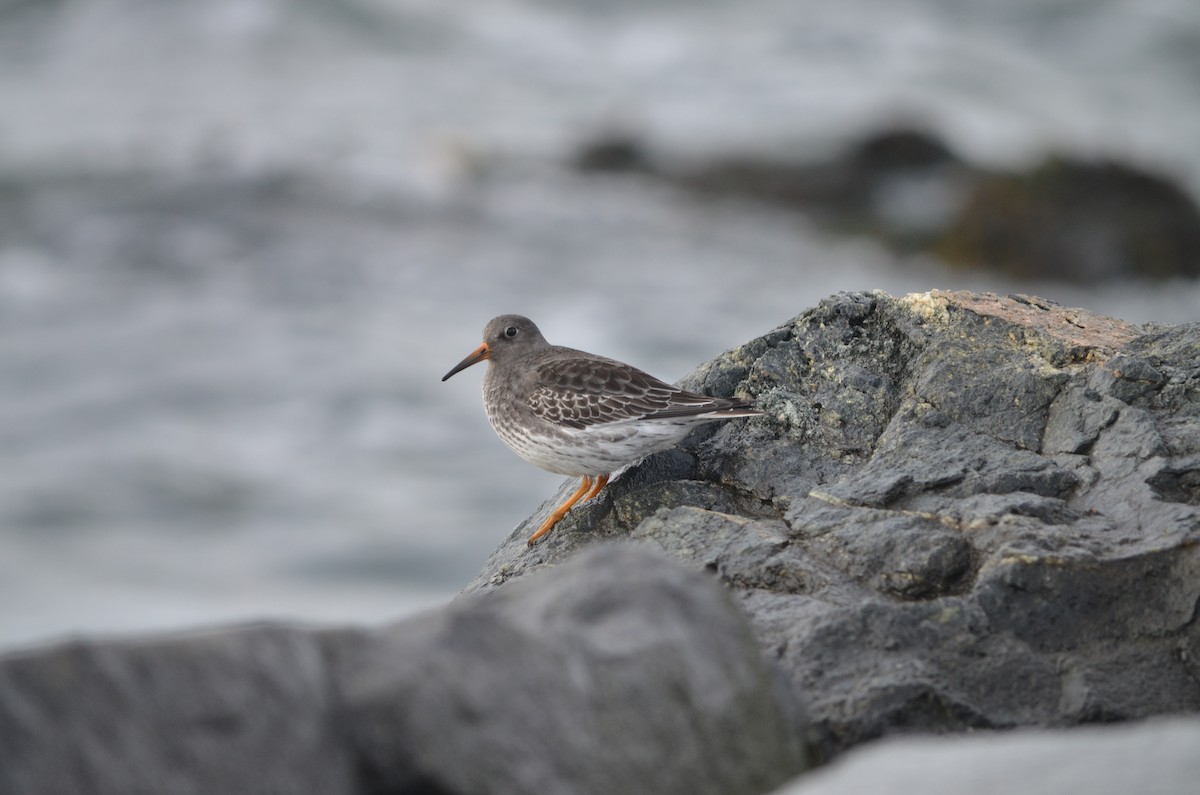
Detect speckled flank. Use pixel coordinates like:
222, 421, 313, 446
487, 402, 721, 476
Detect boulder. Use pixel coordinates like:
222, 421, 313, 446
0, 624, 354, 795
572, 129, 1200, 281
935, 157, 1200, 280
0, 545, 808, 795
768, 716, 1200, 795
467, 290, 1200, 760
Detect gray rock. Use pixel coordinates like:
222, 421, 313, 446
573, 128, 1200, 282
768, 716, 1200, 795
6, 289, 1196, 794
468, 290, 1200, 759
0, 545, 808, 795
0, 625, 356, 795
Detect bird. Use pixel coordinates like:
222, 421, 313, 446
441, 315, 764, 545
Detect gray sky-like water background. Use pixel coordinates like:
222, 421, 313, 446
2, 0, 1199, 650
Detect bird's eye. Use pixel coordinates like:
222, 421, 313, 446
504, 326, 519, 338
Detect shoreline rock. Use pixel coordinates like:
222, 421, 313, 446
467, 290, 1200, 760
0, 546, 808, 795
769, 716, 1200, 795
574, 129, 1200, 282
3, 290, 1197, 793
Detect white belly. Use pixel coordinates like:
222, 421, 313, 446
491, 416, 701, 476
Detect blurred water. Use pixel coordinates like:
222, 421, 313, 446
2, 0, 1198, 650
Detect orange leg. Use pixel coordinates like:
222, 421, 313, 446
582, 473, 609, 502
527, 476, 593, 546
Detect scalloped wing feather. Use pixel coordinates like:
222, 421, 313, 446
528, 357, 735, 430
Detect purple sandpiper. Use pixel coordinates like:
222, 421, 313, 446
442, 315, 763, 545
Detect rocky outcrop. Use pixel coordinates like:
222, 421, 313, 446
574, 129, 1200, 281
3, 290, 1197, 793
933, 157, 1200, 281
0, 545, 808, 795
468, 290, 1200, 760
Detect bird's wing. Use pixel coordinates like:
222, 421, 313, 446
528, 355, 723, 430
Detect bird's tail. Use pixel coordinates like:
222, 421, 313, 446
707, 400, 765, 418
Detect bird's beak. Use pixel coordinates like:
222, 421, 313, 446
441, 342, 490, 381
